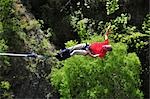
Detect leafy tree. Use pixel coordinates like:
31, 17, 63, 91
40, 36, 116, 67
98, 14, 149, 51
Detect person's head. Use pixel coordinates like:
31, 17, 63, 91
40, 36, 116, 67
102, 45, 112, 51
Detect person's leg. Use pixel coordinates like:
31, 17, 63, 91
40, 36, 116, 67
70, 50, 88, 56
59, 43, 88, 58
68, 43, 87, 51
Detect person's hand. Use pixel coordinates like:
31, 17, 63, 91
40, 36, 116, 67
108, 27, 112, 32
106, 26, 112, 36
93, 54, 99, 57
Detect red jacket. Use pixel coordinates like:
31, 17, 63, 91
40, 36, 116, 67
89, 39, 109, 58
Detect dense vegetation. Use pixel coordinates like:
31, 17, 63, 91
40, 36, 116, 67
51, 36, 144, 98
0, 0, 57, 98
0, 0, 149, 98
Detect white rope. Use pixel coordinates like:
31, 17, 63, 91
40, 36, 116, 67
0, 52, 44, 58
0, 53, 28, 57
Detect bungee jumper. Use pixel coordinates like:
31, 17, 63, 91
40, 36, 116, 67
56, 26, 112, 61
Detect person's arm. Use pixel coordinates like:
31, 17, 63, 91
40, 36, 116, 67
87, 50, 99, 58
104, 27, 111, 40
104, 33, 108, 40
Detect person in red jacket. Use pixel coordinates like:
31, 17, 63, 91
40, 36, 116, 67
88, 31, 112, 58
67, 27, 112, 58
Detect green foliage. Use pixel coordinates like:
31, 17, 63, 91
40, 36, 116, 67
0, 39, 9, 67
98, 14, 149, 50
65, 40, 78, 48
0, 22, 3, 33
19, 12, 54, 55
0, 0, 13, 20
77, 18, 89, 39
0, 0, 11, 74
70, 10, 82, 29
111, 13, 128, 30
98, 14, 128, 32
142, 14, 150, 35
0, 81, 13, 99
25, 19, 42, 31
0, 0, 24, 51
70, 11, 95, 40
106, 0, 119, 15
0, 39, 8, 52
0, 0, 57, 98
0, 81, 11, 90
51, 35, 143, 99
70, 16, 90, 40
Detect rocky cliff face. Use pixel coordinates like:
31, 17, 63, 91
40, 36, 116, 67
2, 0, 59, 98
